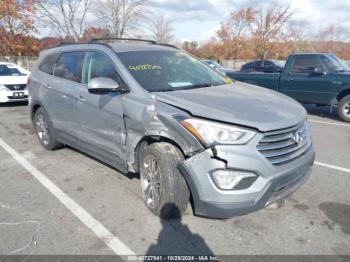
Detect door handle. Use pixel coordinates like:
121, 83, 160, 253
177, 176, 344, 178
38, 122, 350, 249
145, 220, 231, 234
43, 83, 51, 89
286, 78, 294, 82
75, 95, 86, 102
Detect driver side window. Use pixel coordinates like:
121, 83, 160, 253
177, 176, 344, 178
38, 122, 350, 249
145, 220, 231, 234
83, 51, 126, 88
290, 56, 324, 74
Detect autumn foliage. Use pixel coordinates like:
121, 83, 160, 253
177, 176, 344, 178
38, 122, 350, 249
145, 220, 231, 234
0, 0, 40, 56
184, 6, 350, 61
0, 2, 350, 61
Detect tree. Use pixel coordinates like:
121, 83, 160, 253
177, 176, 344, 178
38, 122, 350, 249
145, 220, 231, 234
37, 0, 90, 42
150, 14, 173, 44
93, 0, 147, 38
0, 0, 39, 56
252, 6, 291, 59
82, 26, 111, 41
216, 7, 256, 60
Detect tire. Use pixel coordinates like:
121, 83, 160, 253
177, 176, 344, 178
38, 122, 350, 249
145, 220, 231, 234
140, 142, 190, 219
34, 107, 62, 150
337, 95, 350, 122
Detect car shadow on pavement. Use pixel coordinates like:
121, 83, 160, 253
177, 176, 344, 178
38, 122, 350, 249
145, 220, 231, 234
146, 203, 214, 256
303, 104, 340, 121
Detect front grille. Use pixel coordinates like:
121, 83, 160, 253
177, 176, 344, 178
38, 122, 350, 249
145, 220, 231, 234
5, 84, 27, 91
257, 122, 312, 166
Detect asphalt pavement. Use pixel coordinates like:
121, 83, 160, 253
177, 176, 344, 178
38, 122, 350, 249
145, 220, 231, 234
0, 102, 349, 259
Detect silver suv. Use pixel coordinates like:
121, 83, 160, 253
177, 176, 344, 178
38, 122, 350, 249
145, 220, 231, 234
28, 39, 315, 219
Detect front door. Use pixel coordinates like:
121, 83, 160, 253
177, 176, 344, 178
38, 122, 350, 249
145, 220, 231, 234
73, 51, 128, 170
279, 55, 335, 104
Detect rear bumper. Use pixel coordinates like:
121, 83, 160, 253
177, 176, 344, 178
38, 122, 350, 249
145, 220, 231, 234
0, 90, 28, 103
179, 145, 315, 219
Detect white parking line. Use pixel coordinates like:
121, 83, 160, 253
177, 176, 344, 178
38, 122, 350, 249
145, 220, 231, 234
0, 138, 135, 256
315, 161, 350, 174
308, 119, 350, 127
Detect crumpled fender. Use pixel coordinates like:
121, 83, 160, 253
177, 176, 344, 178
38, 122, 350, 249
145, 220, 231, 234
122, 93, 203, 172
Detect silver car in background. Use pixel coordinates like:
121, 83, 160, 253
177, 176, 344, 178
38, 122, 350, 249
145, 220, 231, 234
28, 39, 315, 219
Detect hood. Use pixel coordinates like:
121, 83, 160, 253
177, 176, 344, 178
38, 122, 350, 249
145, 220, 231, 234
155, 82, 306, 132
0, 75, 28, 85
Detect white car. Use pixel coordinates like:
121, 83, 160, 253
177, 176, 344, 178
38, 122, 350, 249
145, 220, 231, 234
0, 62, 30, 103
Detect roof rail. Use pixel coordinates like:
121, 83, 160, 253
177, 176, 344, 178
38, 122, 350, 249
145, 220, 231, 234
57, 42, 82, 47
50, 38, 179, 50
90, 37, 157, 44
90, 37, 179, 49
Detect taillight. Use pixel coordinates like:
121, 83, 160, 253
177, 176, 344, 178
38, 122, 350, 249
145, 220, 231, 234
27, 78, 32, 85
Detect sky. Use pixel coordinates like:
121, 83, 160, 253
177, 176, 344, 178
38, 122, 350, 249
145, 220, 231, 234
146, 0, 350, 43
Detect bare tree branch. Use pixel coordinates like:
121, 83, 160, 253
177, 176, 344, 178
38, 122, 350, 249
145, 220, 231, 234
149, 14, 174, 43
37, 0, 90, 41
93, 0, 147, 38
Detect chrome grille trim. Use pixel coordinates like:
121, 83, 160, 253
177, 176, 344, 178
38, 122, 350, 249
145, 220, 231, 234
257, 122, 312, 166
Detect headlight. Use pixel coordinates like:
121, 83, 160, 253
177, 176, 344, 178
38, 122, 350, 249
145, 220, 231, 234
178, 117, 256, 146
0, 85, 8, 91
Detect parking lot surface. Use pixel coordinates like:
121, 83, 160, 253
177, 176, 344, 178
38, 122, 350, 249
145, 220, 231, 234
0, 103, 349, 257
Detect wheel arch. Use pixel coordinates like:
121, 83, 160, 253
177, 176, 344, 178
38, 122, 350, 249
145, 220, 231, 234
30, 100, 44, 121
336, 89, 350, 104
131, 135, 186, 174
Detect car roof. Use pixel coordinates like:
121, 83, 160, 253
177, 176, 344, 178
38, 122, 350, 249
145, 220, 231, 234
109, 43, 177, 53
42, 41, 178, 55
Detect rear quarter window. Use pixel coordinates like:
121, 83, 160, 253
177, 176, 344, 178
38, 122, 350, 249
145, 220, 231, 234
39, 53, 59, 75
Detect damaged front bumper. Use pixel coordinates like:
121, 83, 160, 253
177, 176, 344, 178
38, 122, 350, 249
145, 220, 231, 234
179, 140, 315, 219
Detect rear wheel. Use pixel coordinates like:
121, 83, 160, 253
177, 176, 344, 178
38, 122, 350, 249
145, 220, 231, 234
34, 108, 62, 150
337, 95, 350, 122
140, 142, 190, 219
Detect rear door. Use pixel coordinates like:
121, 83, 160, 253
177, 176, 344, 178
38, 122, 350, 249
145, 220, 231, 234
36, 51, 84, 135
73, 50, 128, 170
279, 55, 334, 104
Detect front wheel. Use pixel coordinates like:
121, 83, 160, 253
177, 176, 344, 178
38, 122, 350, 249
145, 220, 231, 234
337, 95, 350, 122
140, 142, 190, 219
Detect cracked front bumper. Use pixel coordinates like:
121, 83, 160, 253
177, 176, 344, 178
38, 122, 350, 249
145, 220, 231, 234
179, 143, 315, 219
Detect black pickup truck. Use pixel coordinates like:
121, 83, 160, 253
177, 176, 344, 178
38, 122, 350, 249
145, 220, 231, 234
226, 53, 350, 122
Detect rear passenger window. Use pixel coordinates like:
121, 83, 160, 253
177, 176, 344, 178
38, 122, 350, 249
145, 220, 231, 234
83, 51, 126, 87
54, 52, 85, 83
290, 56, 323, 74
39, 54, 59, 75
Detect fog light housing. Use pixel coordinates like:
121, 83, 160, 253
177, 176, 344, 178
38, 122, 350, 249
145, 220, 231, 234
210, 169, 258, 190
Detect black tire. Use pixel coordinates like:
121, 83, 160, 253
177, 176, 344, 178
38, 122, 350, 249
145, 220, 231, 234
337, 95, 350, 122
140, 142, 190, 219
34, 107, 62, 150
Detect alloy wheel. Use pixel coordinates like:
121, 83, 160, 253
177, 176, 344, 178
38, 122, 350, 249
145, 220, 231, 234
141, 154, 162, 209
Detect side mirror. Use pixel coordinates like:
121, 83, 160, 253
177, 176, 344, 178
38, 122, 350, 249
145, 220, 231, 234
87, 77, 123, 94
312, 67, 326, 76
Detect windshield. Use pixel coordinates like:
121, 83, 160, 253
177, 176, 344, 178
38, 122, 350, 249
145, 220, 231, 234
320, 55, 350, 72
118, 51, 229, 92
0, 65, 24, 76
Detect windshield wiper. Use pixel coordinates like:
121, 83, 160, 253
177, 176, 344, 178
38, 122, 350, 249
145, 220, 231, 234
181, 83, 216, 90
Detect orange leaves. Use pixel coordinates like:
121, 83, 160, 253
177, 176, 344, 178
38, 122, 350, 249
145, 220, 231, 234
0, 0, 40, 55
